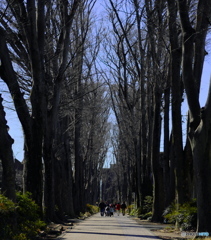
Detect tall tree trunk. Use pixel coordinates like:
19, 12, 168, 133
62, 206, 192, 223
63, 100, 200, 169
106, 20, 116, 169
183, 136, 194, 199
169, 134, 176, 204
55, 116, 75, 217
135, 138, 141, 208
163, 85, 171, 206
0, 94, 16, 202
74, 109, 85, 214
167, 0, 187, 205
192, 114, 211, 232
43, 120, 55, 221
23, 126, 43, 208
151, 90, 164, 222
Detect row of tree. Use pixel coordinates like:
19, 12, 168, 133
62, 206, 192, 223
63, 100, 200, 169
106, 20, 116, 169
0, 0, 110, 221
0, 0, 211, 233
101, 0, 211, 233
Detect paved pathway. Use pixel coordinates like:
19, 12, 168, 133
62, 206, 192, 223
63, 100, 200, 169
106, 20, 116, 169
58, 213, 160, 240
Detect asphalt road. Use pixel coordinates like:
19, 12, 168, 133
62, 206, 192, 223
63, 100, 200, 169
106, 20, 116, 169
58, 213, 160, 240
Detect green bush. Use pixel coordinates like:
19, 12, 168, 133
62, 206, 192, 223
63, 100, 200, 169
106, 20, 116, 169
78, 204, 99, 219
0, 195, 16, 239
129, 196, 153, 218
143, 196, 153, 213
163, 199, 197, 230
0, 192, 46, 240
129, 206, 142, 217
86, 204, 99, 214
126, 204, 134, 214
140, 211, 152, 220
16, 192, 46, 239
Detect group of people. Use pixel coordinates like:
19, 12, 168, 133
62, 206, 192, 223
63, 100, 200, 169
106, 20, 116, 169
99, 201, 127, 217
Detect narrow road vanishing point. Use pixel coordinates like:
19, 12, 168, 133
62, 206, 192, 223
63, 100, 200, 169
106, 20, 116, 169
58, 213, 160, 240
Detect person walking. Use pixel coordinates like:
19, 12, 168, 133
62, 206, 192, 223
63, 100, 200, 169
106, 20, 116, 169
109, 204, 115, 216
105, 205, 111, 216
99, 200, 106, 216
115, 203, 121, 216
121, 202, 127, 216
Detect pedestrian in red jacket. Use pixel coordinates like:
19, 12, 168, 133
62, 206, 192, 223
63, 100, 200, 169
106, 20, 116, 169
115, 203, 121, 216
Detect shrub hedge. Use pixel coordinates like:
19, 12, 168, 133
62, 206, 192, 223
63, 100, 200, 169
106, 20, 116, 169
163, 199, 197, 230
0, 192, 46, 240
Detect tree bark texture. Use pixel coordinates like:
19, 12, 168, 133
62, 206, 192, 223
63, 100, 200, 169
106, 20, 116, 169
0, 94, 16, 202
151, 90, 164, 222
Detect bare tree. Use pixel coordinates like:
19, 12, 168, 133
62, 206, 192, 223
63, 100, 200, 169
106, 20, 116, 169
102, 0, 155, 208
167, 0, 192, 209
0, 0, 80, 220
175, 0, 211, 232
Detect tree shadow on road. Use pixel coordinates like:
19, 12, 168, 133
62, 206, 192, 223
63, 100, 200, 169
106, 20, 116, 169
59, 231, 159, 239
